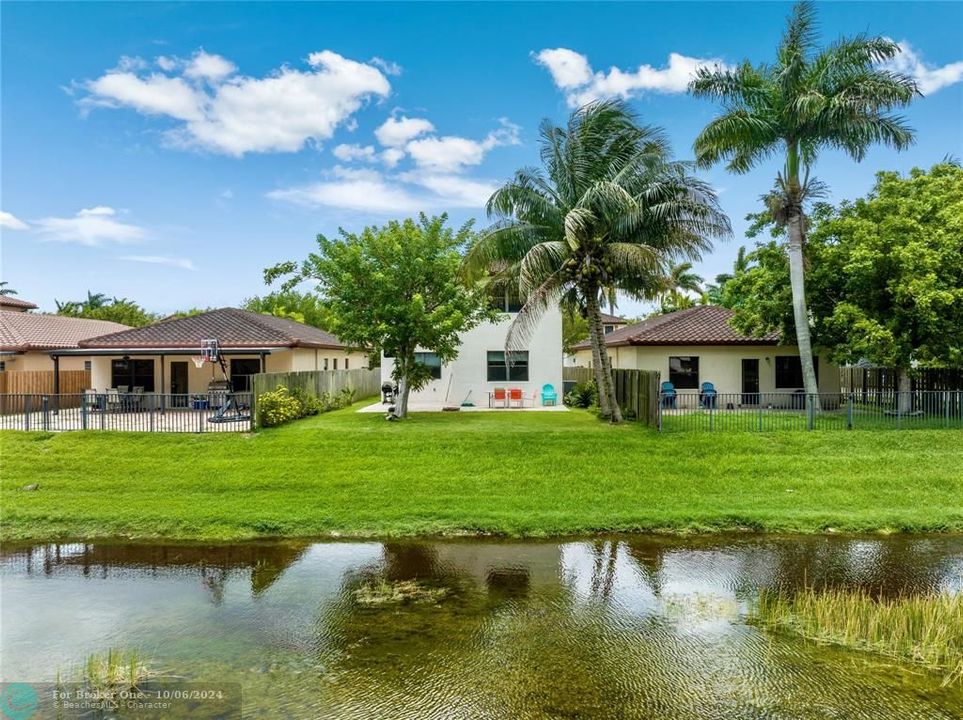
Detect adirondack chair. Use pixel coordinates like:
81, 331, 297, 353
541, 383, 558, 406
660, 381, 677, 409
700, 381, 718, 409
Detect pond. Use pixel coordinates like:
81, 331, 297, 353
2, 535, 962, 719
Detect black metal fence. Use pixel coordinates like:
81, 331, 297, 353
0, 392, 254, 433
658, 391, 963, 432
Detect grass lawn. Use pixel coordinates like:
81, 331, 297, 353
2, 402, 961, 542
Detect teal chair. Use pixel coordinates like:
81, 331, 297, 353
541, 383, 558, 406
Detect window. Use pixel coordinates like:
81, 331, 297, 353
229, 359, 261, 392
604, 324, 615, 334
84, 360, 91, 371
414, 352, 442, 380
668, 356, 699, 389
0, 361, 5, 372
488, 288, 523, 313
487, 351, 529, 381
323, 358, 329, 370
333, 358, 338, 370
345, 358, 349, 370
775, 355, 819, 389
111, 358, 155, 391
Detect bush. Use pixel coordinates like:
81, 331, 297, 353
257, 385, 358, 427
564, 380, 598, 408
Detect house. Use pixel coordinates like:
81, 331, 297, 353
64, 307, 367, 394
572, 305, 840, 401
600, 312, 629, 335
0, 309, 130, 373
380, 297, 563, 408
0, 296, 39, 312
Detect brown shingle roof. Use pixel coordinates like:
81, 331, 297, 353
600, 312, 628, 325
79, 307, 350, 350
0, 312, 131, 351
0, 296, 39, 311
573, 306, 780, 349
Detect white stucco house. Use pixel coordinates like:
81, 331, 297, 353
380, 299, 563, 408
572, 305, 840, 405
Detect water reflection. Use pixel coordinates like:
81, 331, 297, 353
2, 535, 962, 719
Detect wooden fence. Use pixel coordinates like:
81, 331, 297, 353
563, 366, 660, 426
840, 367, 963, 394
0, 370, 90, 412
250, 367, 381, 425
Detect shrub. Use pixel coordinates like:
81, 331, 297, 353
564, 380, 598, 408
256, 387, 302, 427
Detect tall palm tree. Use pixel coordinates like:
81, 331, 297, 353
466, 100, 730, 422
705, 245, 749, 304
659, 261, 705, 309
689, 0, 918, 408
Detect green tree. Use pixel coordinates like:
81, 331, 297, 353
466, 100, 729, 422
705, 245, 749, 305
243, 291, 335, 330
658, 261, 705, 311
55, 293, 157, 327
265, 215, 498, 418
690, 0, 919, 407
562, 307, 589, 355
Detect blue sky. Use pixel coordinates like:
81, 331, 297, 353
2, 1, 961, 317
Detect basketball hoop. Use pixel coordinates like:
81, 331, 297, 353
191, 356, 207, 369
201, 338, 220, 363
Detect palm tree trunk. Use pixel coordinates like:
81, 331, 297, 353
586, 289, 622, 423
786, 211, 821, 412
586, 305, 612, 419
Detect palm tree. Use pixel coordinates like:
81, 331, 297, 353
466, 100, 730, 422
659, 261, 705, 310
0, 281, 16, 296
689, 0, 918, 408
705, 245, 749, 304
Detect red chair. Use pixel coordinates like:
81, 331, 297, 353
490, 387, 507, 408
509, 388, 523, 408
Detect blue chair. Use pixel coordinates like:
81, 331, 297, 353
661, 381, 677, 408
541, 383, 558, 406
700, 381, 718, 409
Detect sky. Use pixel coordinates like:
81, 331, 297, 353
2, 1, 961, 317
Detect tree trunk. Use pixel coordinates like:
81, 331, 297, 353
393, 351, 413, 419
586, 306, 612, 419
786, 210, 821, 413
897, 367, 912, 413
586, 289, 622, 423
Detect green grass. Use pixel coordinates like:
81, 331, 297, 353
750, 588, 963, 686
2, 402, 962, 542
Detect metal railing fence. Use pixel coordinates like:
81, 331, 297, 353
658, 391, 963, 432
0, 392, 254, 433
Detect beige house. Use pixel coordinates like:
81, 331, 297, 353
67, 307, 366, 394
573, 306, 840, 403
0, 306, 130, 374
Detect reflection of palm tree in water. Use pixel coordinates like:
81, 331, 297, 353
202, 566, 229, 605
589, 540, 621, 602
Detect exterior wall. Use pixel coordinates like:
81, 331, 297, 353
288, 348, 369, 372
574, 344, 841, 395
381, 308, 563, 407
3, 353, 91, 372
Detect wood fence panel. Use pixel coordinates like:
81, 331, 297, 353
250, 368, 381, 427
564, 365, 660, 426
0, 370, 90, 413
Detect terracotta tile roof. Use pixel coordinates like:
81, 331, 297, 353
573, 306, 780, 349
0, 296, 39, 311
600, 312, 628, 325
0, 312, 131, 351
79, 307, 350, 350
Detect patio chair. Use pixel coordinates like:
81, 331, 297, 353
106, 389, 123, 413
700, 381, 718, 409
117, 385, 129, 394
490, 387, 507, 408
130, 386, 145, 411
541, 383, 558, 406
508, 388, 523, 408
660, 381, 677, 409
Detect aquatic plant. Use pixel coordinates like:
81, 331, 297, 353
353, 579, 448, 606
750, 587, 963, 686
80, 649, 160, 695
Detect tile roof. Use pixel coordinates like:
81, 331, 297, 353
600, 312, 628, 325
79, 307, 350, 350
0, 312, 131, 351
573, 306, 780, 349
0, 296, 39, 311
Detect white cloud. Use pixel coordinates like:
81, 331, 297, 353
379, 147, 406, 168
535, 47, 730, 107
374, 115, 435, 147
268, 166, 498, 214
0, 211, 29, 230
119, 255, 196, 271
883, 39, 963, 95
405, 120, 520, 172
370, 56, 402, 76
333, 143, 378, 162
33, 206, 146, 246
80, 50, 391, 156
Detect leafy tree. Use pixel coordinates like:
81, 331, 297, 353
56, 294, 157, 327
562, 307, 589, 355
0, 281, 17, 296
704, 245, 749, 305
690, 0, 919, 406
466, 100, 729, 422
164, 307, 216, 320
243, 291, 335, 330
725, 164, 963, 407
265, 215, 498, 418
